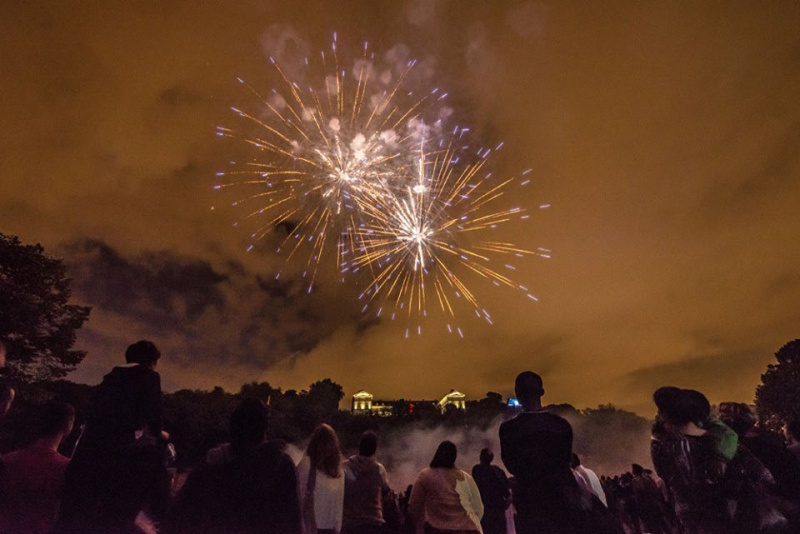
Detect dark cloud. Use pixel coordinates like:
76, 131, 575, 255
62, 238, 362, 386
66, 238, 228, 321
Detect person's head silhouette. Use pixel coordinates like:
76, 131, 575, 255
430, 440, 457, 469
125, 340, 161, 369
230, 397, 269, 455
515, 371, 545, 411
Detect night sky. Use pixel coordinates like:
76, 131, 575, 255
2, 1, 799, 416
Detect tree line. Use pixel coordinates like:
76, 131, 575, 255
3, 231, 800, 470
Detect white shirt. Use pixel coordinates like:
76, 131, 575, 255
574, 465, 607, 507
297, 455, 345, 531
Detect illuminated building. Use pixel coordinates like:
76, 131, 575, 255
351, 389, 469, 415
437, 389, 467, 413
351, 390, 393, 416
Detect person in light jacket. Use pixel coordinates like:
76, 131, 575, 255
409, 440, 484, 534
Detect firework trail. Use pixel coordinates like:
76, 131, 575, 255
215, 35, 548, 333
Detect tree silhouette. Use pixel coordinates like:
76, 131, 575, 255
756, 339, 800, 430
308, 378, 345, 414
239, 381, 277, 403
0, 233, 90, 381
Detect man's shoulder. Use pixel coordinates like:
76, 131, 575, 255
2, 446, 68, 468
101, 365, 160, 386
259, 439, 293, 464
491, 465, 507, 477
502, 410, 571, 429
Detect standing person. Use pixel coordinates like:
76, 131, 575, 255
298, 423, 345, 534
166, 397, 302, 534
651, 387, 730, 534
500, 372, 618, 534
571, 454, 607, 507
342, 430, 392, 534
651, 387, 780, 534
719, 403, 800, 530
408, 440, 484, 534
471, 448, 510, 534
0, 401, 75, 534
631, 464, 670, 534
56, 340, 168, 534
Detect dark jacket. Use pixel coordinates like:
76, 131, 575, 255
471, 463, 510, 510
342, 455, 390, 529
167, 441, 302, 534
80, 364, 162, 453
500, 410, 577, 506
500, 411, 620, 534
55, 364, 165, 534
651, 431, 733, 534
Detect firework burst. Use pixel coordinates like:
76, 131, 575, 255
215, 35, 548, 333
215, 35, 452, 290
352, 141, 546, 336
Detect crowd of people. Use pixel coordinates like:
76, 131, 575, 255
1, 339, 800, 534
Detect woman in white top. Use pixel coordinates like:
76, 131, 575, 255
297, 423, 345, 534
409, 440, 484, 534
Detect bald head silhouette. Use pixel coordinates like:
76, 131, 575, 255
515, 371, 545, 411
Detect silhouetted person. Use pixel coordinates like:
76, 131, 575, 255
0, 401, 75, 534
652, 387, 788, 534
56, 340, 167, 534
720, 402, 800, 529
298, 423, 345, 534
501, 372, 620, 534
651, 387, 731, 534
166, 397, 301, 534
471, 447, 510, 534
342, 430, 392, 534
631, 463, 670, 534
408, 440, 483, 534
501, 372, 576, 533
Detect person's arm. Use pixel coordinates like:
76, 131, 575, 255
275, 453, 303, 534
296, 456, 310, 507
588, 471, 607, 507
650, 435, 672, 486
467, 474, 484, 521
335, 474, 345, 533
495, 466, 511, 500
407, 472, 427, 525
499, 422, 520, 477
